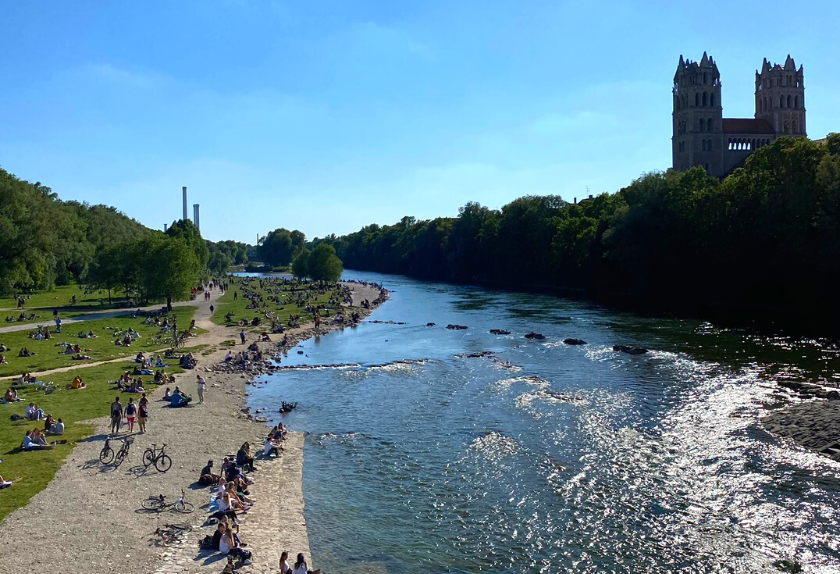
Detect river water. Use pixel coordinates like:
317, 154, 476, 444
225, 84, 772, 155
246, 271, 840, 574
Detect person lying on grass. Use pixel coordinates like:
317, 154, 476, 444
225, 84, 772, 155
0, 475, 14, 488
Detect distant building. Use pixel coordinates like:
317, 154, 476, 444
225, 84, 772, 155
672, 52, 806, 178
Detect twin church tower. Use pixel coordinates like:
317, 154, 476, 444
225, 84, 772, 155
672, 52, 806, 178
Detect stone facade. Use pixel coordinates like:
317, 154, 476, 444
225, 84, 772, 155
672, 53, 806, 178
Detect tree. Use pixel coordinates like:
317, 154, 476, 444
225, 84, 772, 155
166, 219, 208, 272
145, 236, 200, 310
292, 250, 310, 279
260, 228, 305, 266
307, 243, 343, 282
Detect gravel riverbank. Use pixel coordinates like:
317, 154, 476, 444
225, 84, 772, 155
0, 281, 387, 574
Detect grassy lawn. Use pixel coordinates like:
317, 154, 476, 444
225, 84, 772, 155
0, 357, 189, 523
0, 306, 200, 378
0, 284, 137, 313
212, 277, 341, 329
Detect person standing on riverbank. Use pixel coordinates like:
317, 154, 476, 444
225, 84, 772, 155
196, 374, 206, 404
239, 329, 245, 345
109, 396, 123, 434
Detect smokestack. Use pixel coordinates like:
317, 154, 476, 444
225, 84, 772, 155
163, 224, 168, 232
182, 187, 188, 221
193, 204, 200, 232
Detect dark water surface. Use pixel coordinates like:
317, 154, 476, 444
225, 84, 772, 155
247, 271, 840, 574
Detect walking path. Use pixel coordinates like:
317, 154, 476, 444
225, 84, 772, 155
0, 281, 385, 574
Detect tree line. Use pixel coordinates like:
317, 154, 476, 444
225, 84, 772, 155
317, 135, 840, 333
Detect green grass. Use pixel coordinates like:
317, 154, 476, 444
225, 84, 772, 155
0, 358, 187, 523
0, 284, 137, 313
212, 277, 340, 329
0, 306, 199, 378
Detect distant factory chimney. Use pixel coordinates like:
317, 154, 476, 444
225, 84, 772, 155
163, 224, 168, 232
193, 204, 200, 232
182, 187, 188, 221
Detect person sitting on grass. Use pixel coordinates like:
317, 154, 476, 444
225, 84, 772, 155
0, 354, 6, 365
67, 375, 86, 390
4, 388, 19, 402
154, 355, 165, 368
25, 402, 42, 420
62, 345, 75, 355
154, 370, 170, 385
48, 418, 64, 435
72, 353, 91, 360
22, 430, 53, 450
18, 348, 33, 357
264, 435, 281, 457
135, 352, 145, 363
43, 414, 54, 433
236, 443, 255, 472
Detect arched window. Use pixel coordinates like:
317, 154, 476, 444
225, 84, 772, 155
780, 95, 785, 108
710, 94, 716, 107
699, 118, 705, 132
794, 96, 799, 109
708, 118, 714, 132
702, 92, 708, 107
695, 93, 699, 107
787, 95, 792, 108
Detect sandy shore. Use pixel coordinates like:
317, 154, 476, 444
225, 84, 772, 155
0, 280, 387, 574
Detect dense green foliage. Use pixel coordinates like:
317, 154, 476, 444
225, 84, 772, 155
0, 168, 147, 293
207, 240, 249, 274
321, 136, 840, 332
258, 228, 306, 266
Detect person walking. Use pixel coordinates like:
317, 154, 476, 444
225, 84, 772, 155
125, 397, 137, 432
196, 374, 206, 404
109, 396, 123, 435
240, 329, 246, 345
138, 394, 148, 433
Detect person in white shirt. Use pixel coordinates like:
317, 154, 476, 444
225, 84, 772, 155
292, 553, 320, 574
196, 374, 206, 404
264, 436, 281, 457
48, 418, 64, 435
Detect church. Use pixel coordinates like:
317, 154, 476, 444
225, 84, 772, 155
671, 52, 806, 178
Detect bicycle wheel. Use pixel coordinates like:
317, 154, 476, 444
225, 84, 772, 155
99, 447, 114, 465
142, 497, 163, 511
155, 453, 172, 473
114, 449, 126, 467
142, 448, 155, 467
174, 500, 194, 513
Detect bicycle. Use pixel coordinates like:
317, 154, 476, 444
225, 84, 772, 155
114, 436, 133, 468
141, 489, 194, 513
142, 443, 172, 472
99, 438, 114, 464
151, 522, 193, 546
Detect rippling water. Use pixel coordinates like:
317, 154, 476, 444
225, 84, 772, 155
247, 272, 840, 574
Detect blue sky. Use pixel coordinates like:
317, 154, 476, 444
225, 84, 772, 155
1, 1, 838, 243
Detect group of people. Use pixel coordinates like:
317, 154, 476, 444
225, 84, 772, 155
109, 394, 149, 434
21, 411, 63, 450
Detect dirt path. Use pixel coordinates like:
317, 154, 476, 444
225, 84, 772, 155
0, 281, 386, 574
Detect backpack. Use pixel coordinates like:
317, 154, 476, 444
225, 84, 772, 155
125, 403, 136, 416
139, 404, 148, 417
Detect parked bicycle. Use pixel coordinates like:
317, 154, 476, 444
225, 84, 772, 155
142, 443, 172, 472
114, 436, 133, 467
151, 522, 193, 546
100, 436, 133, 467
141, 489, 194, 513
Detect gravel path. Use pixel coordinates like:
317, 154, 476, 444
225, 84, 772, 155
0, 281, 387, 574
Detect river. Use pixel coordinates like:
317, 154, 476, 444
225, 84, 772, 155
246, 271, 840, 574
